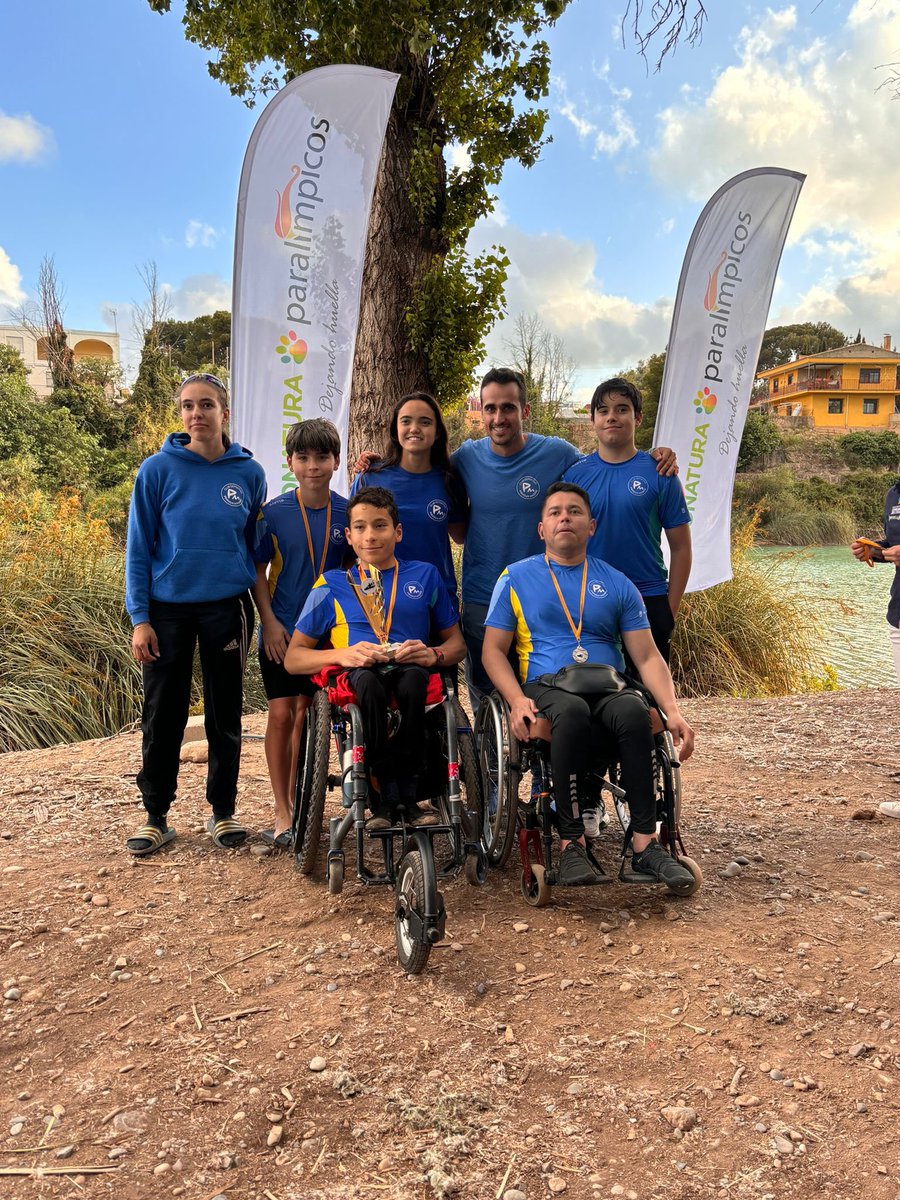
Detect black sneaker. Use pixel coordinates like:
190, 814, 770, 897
631, 840, 694, 893
557, 842, 604, 887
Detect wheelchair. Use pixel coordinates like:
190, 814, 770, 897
474, 684, 703, 908
290, 669, 488, 973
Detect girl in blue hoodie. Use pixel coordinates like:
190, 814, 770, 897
125, 373, 266, 855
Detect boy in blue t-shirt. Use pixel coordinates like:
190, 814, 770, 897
252, 419, 348, 847
563, 377, 691, 664
286, 486, 466, 827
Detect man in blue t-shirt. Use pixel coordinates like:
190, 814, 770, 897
285, 486, 466, 827
454, 368, 678, 704
482, 482, 695, 890
563, 377, 691, 664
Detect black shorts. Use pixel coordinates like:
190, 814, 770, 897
257, 644, 317, 702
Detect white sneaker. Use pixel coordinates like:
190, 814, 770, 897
582, 804, 610, 840
878, 800, 900, 819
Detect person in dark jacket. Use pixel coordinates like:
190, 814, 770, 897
125, 373, 266, 854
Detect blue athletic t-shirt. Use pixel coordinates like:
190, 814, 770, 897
351, 465, 464, 602
254, 490, 348, 635
485, 553, 649, 681
296, 559, 458, 648
563, 451, 690, 596
453, 435, 580, 605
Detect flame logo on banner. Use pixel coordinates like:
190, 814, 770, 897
274, 165, 302, 239
703, 251, 728, 312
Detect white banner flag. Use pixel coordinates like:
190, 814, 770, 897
655, 167, 804, 592
231, 65, 399, 496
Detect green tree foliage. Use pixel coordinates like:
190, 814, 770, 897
157, 311, 232, 374
622, 352, 666, 449
756, 322, 847, 373
737, 409, 783, 470
0, 344, 27, 382
130, 336, 177, 419
839, 430, 900, 470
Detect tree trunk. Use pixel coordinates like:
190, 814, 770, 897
348, 112, 436, 465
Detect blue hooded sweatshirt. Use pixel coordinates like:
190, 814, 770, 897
126, 433, 267, 626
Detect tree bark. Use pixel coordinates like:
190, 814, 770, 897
348, 112, 437, 465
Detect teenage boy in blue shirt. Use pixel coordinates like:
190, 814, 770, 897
482, 482, 695, 890
251, 419, 348, 847
563, 377, 691, 664
285, 486, 466, 827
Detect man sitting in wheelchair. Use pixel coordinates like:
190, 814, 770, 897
481, 482, 695, 891
285, 485, 466, 828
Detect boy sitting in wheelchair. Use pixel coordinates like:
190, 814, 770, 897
481, 482, 696, 891
284, 486, 466, 827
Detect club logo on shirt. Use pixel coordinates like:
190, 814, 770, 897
404, 582, 424, 599
588, 580, 608, 598
627, 477, 648, 496
330, 525, 344, 542
516, 476, 540, 500
427, 499, 448, 523
221, 483, 245, 507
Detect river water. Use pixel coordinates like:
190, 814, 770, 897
749, 545, 897, 689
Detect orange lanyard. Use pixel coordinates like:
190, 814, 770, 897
356, 563, 399, 641
297, 490, 331, 578
545, 555, 587, 644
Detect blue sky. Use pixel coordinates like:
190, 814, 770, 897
2, 1, 898, 400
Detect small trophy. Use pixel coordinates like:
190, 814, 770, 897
348, 563, 403, 668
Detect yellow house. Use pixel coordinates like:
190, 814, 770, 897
755, 337, 900, 430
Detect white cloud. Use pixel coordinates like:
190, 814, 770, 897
594, 107, 638, 156
559, 98, 596, 139
0, 111, 53, 162
470, 216, 671, 378
0, 246, 25, 308
164, 273, 231, 319
185, 220, 221, 249
649, 1, 900, 336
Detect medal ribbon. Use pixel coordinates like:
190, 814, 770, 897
545, 555, 587, 650
355, 563, 399, 643
297, 491, 332, 579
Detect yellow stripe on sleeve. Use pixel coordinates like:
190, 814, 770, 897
330, 598, 350, 649
267, 535, 283, 599
509, 585, 532, 683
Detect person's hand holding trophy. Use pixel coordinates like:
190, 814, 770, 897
347, 562, 403, 671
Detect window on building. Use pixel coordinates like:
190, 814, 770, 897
772, 379, 779, 393
895, 396, 900, 414
863, 398, 879, 414
828, 398, 844, 414
3, 336, 24, 355
787, 373, 793, 385
860, 368, 881, 384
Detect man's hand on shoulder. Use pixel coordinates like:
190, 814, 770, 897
651, 446, 678, 476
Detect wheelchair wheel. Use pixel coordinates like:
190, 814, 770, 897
395, 849, 432, 975
327, 854, 344, 895
475, 694, 518, 869
521, 862, 552, 908
292, 689, 331, 875
456, 705, 485, 839
674, 855, 703, 896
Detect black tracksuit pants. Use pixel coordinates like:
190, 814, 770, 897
137, 593, 254, 821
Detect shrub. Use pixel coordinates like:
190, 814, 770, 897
840, 430, 900, 470
671, 514, 832, 697
738, 409, 783, 470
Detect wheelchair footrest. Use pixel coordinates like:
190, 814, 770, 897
619, 867, 663, 885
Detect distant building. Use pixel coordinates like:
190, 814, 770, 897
0, 324, 120, 399
754, 337, 900, 430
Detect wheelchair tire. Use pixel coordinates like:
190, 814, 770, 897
327, 854, 344, 895
395, 849, 432, 975
521, 862, 552, 908
475, 695, 518, 869
674, 855, 703, 896
292, 689, 332, 875
456, 707, 484, 843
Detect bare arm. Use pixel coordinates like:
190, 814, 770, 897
664, 524, 692, 617
393, 622, 467, 668
621, 628, 694, 761
482, 627, 539, 740
251, 564, 290, 663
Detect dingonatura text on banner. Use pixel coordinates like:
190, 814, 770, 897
231, 65, 399, 497
654, 167, 805, 592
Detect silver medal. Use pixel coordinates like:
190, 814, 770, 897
572, 645, 589, 664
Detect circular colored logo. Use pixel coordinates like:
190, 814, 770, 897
330, 525, 344, 543
694, 386, 717, 415
628, 476, 648, 496
221, 483, 245, 507
276, 331, 308, 365
426, 499, 448, 523
516, 476, 540, 500
404, 582, 424, 599
589, 580, 608, 598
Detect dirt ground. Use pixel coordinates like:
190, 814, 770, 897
0, 689, 898, 1200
